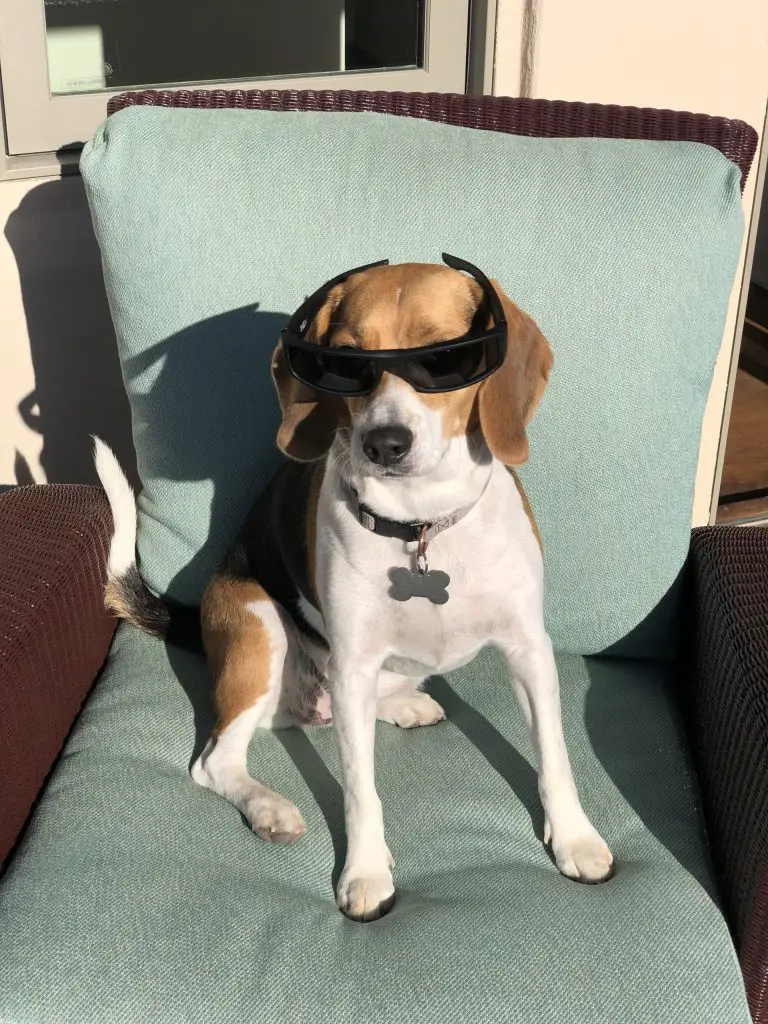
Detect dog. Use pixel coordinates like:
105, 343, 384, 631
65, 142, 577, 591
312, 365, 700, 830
95, 254, 613, 922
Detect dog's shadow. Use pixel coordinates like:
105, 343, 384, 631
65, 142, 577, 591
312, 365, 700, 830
276, 728, 348, 888
123, 305, 287, 606
427, 676, 547, 848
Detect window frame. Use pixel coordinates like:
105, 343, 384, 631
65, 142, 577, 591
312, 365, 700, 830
0, 0, 488, 176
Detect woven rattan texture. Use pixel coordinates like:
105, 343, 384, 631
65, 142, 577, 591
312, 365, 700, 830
105, 90, 757, 190
687, 526, 768, 1023
0, 485, 117, 867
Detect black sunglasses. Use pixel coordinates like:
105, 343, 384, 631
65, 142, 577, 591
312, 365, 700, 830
279, 253, 507, 397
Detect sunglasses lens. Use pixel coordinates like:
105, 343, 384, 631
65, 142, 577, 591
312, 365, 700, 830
287, 344, 376, 395
407, 336, 503, 391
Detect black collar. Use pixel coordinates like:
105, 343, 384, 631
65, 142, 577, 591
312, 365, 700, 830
345, 481, 483, 545
355, 499, 428, 543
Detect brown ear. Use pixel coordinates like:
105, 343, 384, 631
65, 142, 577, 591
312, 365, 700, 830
478, 282, 553, 466
271, 284, 349, 462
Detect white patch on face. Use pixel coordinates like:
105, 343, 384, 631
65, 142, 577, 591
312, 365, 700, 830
350, 378, 450, 478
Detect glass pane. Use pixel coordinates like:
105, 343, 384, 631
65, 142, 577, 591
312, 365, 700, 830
44, 0, 424, 96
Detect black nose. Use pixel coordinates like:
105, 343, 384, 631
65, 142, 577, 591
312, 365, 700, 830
362, 426, 413, 467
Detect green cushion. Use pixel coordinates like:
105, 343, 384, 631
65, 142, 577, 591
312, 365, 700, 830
0, 628, 748, 1022
80, 108, 743, 655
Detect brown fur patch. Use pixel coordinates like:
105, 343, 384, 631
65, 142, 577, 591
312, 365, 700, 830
328, 264, 478, 352
478, 288, 553, 466
415, 381, 482, 438
510, 470, 543, 553
201, 574, 276, 734
105, 577, 133, 620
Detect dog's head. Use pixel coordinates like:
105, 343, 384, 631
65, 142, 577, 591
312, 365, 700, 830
272, 262, 553, 478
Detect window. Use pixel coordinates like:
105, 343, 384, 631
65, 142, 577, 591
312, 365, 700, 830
0, 0, 479, 161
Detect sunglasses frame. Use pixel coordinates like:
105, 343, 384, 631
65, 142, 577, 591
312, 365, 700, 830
279, 253, 508, 397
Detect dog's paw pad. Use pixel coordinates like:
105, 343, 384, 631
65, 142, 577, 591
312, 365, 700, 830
249, 795, 306, 844
553, 833, 614, 884
337, 871, 395, 922
377, 692, 446, 729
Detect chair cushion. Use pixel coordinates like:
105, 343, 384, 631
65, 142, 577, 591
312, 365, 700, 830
0, 628, 750, 1023
80, 107, 743, 656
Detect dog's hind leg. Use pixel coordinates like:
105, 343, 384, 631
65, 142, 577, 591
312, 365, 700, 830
375, 671, 446, 729
191, 575, 306, 843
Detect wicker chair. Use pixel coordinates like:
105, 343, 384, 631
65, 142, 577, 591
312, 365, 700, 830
1, 89, 765, 1022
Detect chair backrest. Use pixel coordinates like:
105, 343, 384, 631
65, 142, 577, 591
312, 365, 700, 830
107, 88, 757, 191
81, 91, 751, 656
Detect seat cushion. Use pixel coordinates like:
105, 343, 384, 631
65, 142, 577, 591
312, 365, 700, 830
80, 107, 744, 656
0, 628, 749, 1023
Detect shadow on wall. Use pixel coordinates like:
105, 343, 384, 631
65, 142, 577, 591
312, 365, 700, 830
5, 177, 137, 487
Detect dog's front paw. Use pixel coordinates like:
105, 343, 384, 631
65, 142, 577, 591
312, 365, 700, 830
248, 793, 307, 844
336, 868, 395, 922
549, 822, 614, 884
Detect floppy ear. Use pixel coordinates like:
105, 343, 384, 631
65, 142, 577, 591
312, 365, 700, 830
271, 284, 349, 462
478, 282, 553, 466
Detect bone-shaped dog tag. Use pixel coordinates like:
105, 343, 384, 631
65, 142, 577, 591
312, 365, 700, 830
388, 567, 450, 605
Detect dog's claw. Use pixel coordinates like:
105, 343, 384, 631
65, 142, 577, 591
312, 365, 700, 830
248, 795, 306, 844
551, 829, 614, 884
337, 870, 395, 922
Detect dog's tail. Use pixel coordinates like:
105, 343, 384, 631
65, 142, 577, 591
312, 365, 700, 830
93, 437, 201, 650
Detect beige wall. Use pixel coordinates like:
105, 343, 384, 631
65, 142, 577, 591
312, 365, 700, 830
495, 0, 768, 523
1, 179, 39, 485
2, 2, 767, 509
0, 175, 136, 487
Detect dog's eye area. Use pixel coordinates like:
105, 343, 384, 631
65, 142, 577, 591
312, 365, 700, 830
289, 343, 376, 392
406, 343, 486, 388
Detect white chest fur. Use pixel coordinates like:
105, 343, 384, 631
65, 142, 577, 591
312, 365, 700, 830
314, 460, 544, 676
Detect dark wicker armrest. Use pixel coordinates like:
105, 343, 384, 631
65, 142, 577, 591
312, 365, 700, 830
685, 525, 768, 1022
0, 485, 116, 869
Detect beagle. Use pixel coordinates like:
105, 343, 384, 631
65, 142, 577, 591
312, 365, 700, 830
95, 254, 613, 923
